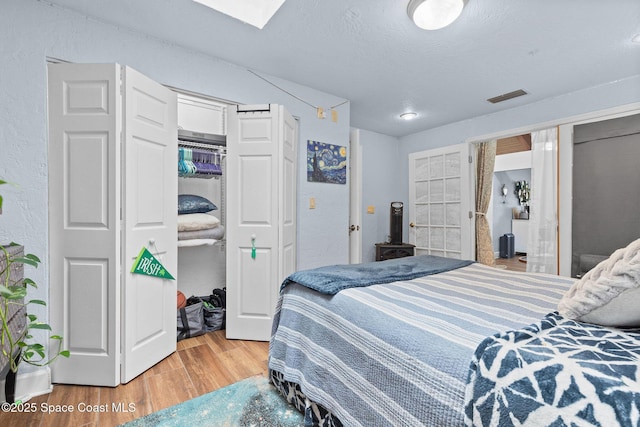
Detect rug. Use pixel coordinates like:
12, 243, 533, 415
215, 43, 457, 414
121, 375, 304, 427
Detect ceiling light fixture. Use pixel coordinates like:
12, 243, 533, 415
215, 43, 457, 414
407, 0, 465, 30
632, 34, 640, 44
400, 112, 418, 120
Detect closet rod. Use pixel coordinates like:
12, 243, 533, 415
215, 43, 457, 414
179, 140, 226, 153
178, 129, 226, 146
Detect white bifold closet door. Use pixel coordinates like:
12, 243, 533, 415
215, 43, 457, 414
226, 104, 297, 341
48, 63, 177, 386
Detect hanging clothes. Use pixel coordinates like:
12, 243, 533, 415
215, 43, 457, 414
178, 142, 225, 179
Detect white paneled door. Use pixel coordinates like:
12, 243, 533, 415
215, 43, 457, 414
121, 67, 177, 383
408, 143, 472, 260
48, 63, 177, 386
226, 105, 297, 341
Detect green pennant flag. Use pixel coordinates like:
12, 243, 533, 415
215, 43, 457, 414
130, 247, 175, 280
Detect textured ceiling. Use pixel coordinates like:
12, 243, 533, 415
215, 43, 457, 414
46, 0, 640, 137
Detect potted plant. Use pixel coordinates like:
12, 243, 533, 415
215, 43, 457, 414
0, 179, 69, 403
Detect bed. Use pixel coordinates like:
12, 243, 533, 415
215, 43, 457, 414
268, 251, 640, 427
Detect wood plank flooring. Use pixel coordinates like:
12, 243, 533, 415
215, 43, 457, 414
494, 255, 527, 272
0, 330, 269, 427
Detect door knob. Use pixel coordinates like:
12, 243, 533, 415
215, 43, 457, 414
409, 222, 415, 228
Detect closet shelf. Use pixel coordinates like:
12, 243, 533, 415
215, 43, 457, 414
177, 238, 222, 248
178, 129, 226, 146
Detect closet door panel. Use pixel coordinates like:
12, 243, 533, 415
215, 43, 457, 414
67, 134, 110, 225
227, 106, 281, 341
121, 66, 177, 383
48, 63, 121, 386
238, 156, 273, 224
280, 108, 297, 285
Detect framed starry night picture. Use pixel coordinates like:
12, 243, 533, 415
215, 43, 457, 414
306, 140, 347, 184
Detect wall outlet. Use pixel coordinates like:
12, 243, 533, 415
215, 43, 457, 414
309, 197, 316, 209
367, 205, 375, 214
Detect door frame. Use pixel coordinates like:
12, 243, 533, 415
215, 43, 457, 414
466, 102, 640, 276
349, 128, 362, 263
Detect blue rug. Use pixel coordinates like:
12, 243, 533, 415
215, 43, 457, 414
122, 375, 303, 427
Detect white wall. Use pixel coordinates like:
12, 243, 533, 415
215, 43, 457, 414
0, 0, 350, 383
358, 129, 401, 262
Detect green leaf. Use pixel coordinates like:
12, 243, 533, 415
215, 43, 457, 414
28, 299, 47, 306
27, 314, 38, 322
0, 285, 12, 298
28, 343, 45, 351
12, 256, 39, 268
60, 350, 71, 358
22, 278, 37, 287
50, 335, 63, 340
28, 323, 52, 330
3, 286, 26, 299
24, 253, 41, 263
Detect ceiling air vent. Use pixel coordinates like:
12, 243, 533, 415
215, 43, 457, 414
487, 89, 528, 104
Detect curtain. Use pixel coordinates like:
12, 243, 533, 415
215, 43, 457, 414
527, 127, 558, 273
475, 141, 497, 266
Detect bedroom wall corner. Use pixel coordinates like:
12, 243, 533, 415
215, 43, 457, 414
358, 129, 402, 262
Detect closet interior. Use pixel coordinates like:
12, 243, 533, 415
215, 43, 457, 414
176, 93, 231, 298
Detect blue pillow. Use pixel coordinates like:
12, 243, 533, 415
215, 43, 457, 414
178, 194, 217, 214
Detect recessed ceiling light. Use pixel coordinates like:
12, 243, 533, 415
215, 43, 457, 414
400, 112, 418, 120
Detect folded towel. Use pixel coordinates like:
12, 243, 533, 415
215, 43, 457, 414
178, 225, 225, 241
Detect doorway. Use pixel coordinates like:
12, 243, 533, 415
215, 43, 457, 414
487, 135, 531, 271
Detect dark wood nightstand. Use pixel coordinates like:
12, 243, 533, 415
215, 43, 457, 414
375, 243, 415, 261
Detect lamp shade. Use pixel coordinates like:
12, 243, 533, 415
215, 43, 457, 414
408, 0, 465, 30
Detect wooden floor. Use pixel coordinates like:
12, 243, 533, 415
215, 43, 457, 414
0, 330, 269, 427
494, 254, 527, 272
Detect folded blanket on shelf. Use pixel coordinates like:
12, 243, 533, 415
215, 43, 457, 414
177, 213, 220, 232
178, 225, 225, 241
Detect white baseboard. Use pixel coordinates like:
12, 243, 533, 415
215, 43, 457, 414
0, 367, 52, 403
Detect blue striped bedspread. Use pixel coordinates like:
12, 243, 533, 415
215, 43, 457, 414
268, 262, 576, 427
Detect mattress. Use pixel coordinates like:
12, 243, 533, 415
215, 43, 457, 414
269, 261, 575, 426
